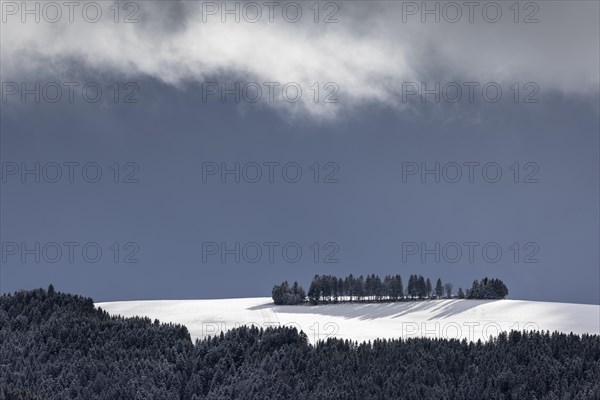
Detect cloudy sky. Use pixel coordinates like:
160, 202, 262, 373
1, 0, 599, 304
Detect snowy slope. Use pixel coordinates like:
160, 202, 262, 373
96, 298, 600, 344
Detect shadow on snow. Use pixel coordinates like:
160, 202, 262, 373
248, 299, 500, 321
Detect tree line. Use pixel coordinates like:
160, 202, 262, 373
273, 274, 509, 305
0, 286, 598, 400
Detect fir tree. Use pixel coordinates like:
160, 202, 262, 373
444, 282, 453, 299
435, 278, 444, 298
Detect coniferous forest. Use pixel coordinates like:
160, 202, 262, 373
272, 274, 509, 305
2, 287, 600, 399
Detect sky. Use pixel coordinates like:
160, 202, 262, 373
1, 0, 599, 304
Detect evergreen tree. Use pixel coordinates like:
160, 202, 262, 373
467, 279, 480, 299
332, 277, 339, 302
466, 278, 508, 299
407, 275, 417, 298
395, 275, 404, 300
321, 276, 332, 301
308, 276, 322, 304
0, 287, 597, 400
346, 274, 355, 301
444, 283, 453, 299
271, 281, 286, 305
365, 275, 373, 301
417, 276, 427, 299
373, 275, 383, 301
383, 275, 393, 300
435, 278, 444, 298
272, 281, 305, 305
355, 276, 365, 301
276, 274, 508, 305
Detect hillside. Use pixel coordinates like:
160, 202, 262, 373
3, 289, 600, 399
97, 298, 600, 343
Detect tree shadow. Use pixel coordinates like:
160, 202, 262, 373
248, 299, 499, 321
424, 299, 499, 320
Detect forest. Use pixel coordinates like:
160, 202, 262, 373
1, 286, 599, 399
272, 274, 509, 305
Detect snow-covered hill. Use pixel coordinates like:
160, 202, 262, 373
96, 298, 600, 344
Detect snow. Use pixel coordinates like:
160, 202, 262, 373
96, 298, 600, 344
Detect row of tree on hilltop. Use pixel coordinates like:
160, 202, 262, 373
272, 274, 508, 305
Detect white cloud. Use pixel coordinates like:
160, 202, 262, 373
2, 0, 598, 119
